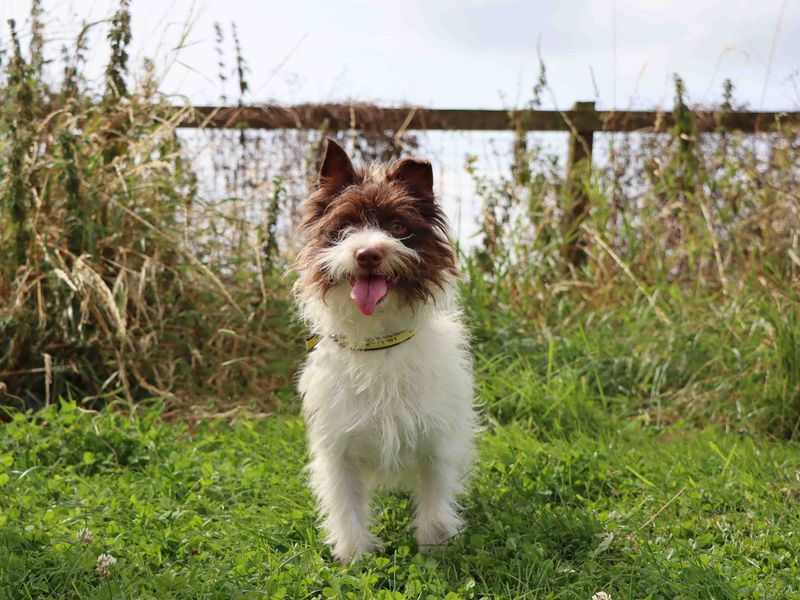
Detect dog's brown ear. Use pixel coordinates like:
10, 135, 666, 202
319, 138, 355, 191
390, 158, 434, 200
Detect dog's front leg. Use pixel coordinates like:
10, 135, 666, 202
413, 457, 465, 552
309, 454, 383, 562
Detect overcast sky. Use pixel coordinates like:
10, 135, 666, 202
2, 0, 798, 111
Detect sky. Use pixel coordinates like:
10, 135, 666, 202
2, 0, 799, 111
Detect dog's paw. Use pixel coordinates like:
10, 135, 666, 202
331, 533, 385, 563
415, 518, 461, 553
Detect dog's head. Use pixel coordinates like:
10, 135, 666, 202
295, 138, 456, 317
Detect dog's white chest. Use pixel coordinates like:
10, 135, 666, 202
300, 330, 467, 467
318, 354, 430, 469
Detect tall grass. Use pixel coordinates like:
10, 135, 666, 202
464, 73, 800, 437
1, 4, 798, 439
0, 4, 299, 412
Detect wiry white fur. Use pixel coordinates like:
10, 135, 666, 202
295, 227, 477, 562
318, 228, 420, 286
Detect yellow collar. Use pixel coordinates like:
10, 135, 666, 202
305, 329, 415, 352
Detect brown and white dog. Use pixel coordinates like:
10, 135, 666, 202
294, 138, 476, 562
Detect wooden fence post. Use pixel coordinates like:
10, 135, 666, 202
562, 101, 596, 268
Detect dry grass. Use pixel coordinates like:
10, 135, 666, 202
0, 6, 300, 413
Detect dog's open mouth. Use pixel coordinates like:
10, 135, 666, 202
349, 275, 392, 316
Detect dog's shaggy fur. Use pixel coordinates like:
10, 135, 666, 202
294, 139, 476, 562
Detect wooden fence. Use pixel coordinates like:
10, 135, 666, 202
178, 101, 800, 265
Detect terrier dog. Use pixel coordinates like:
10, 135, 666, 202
294, 138, 476, 562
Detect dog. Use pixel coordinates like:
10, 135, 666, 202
293, 138, 476, 562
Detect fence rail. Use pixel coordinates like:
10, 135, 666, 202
178, 102, 800, 266
180, 103, 800, 134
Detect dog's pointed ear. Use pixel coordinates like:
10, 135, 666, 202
319, 138, 355, 191
390, 158, 434, 200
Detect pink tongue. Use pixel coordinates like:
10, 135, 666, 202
350, 276, 388, 316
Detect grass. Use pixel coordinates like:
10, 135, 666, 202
2, 366, 799, 599
466, 266, 800, 438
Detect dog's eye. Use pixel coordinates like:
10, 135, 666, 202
390, 221, 407, 237
330, 222, 354, 240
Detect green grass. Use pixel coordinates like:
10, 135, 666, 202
464, 266, 800, 439
2, 395, 799, 599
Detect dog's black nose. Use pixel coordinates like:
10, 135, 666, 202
356, 247, 385, 268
